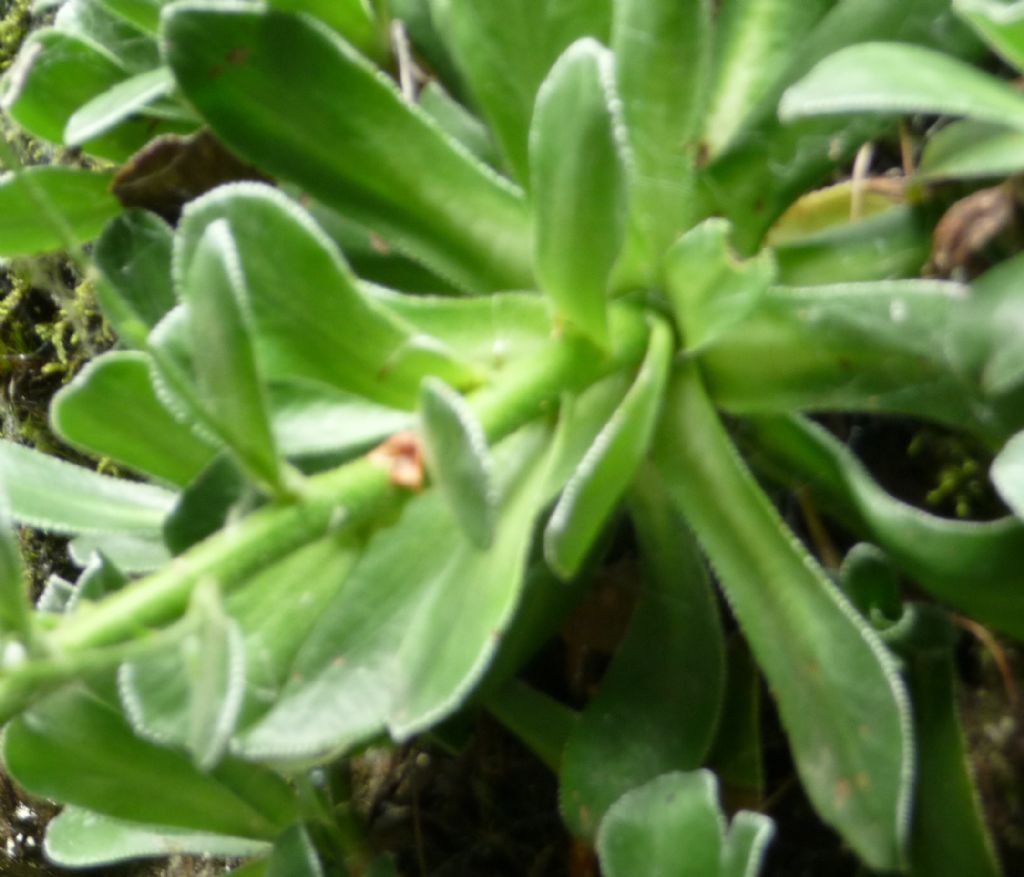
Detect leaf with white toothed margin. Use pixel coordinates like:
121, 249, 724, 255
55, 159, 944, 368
420, 377, 496, 548
594, 769, 775, 876
119, 581, 246, 771
612, 0, 709, 258
266, 824, 323, 877
0, 440, 175, 535
52, 351, 216, 488
992, 430, 1024, 522
44, 805, 270, 868
530, 38, 629, 347
433, 0, 611, 184
0, 167, 120, 257
955, 0, 1024, 74
0, 512, 31, 641
780, 42, 1024, 131
162, 3, 532, 292
545, 319, 672, 579
664, 218, 774, 353
722, 810, 776, 877
559, 463, 725, 839
93, 209, 176, 349
173, 184, 481, 409
65, 66, 174, 146
653, 363, 913, 872
5, 685, 296, 838
182, 219, 283, 492
235, 382, 626, 763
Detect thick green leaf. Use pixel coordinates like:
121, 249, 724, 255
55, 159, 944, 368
45, 806, 269, 867
185, 583, 246, 769
597, 771, 772, 877
544, 319, 671, 578
5, 686, 296, 838
237, 400, 615, 762
162, 455, 247, 554
900, 619, 1003, 877
920, 119, 1024, 180
237, 429, 547, 759
746, 414, 1024, 641
0, 440, 174, 535
559, 464, 724, 838
94, 209, 176, 348
55, 0, 160, 73
706, 637, 765, 809
65, 66, 174, 145
265, 824, 323, 877
0, 167, 119, 257
163, 3, 532, 292
1, 23, 171, 159
956, 0, 1024, 73
68, 551, 128, 612
654, 364, 913, 871
368, 286, 554, 377
530, 38, 628, 346
182, 219, 283, 491
598, 772, 722, 877
611, 0, 709, 259
2, 28, 127, 143
417, 81, 500, 168
52, 351, 216, 487
665, 219, 774, 352
227, 535, 360, 723
780, 42, 1024, 130
700, 0, 981, 252
955, 253, 1024, 404
721, 811, 775, 877
0, 518, 32, 642
700, 280, 993, 436
772, 207, 930, 286
69, 530, 170, 573
122, 535, 358, 744
992, 430, 1024, 521
268, 0, 384, 59
433, 0, 611, 183
175, 185, 478, 410
269, 381, 412, 461
704, 0, 833, 157
97, 0, 168, 33
420, 378, 496, 548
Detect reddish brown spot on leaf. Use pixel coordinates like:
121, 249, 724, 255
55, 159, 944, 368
226, 46, 250, 65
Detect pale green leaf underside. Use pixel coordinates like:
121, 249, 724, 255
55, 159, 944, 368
780, 42, 1024, 131
65, 65, 174, 146
0, 440, 175, 535
45, 806, 269, 868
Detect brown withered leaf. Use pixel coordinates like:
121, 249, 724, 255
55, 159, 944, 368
929, 182, 1018, 278
111, 129, 271, 222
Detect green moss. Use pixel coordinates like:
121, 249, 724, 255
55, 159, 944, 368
0, 0, 32, 73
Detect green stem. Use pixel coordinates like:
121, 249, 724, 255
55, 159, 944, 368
0, 311, 648, 721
